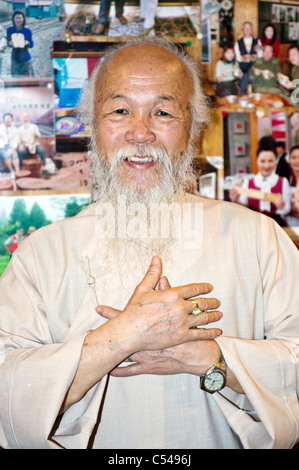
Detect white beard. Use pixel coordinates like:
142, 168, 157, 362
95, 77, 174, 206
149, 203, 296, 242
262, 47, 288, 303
90, 143, 195, 203
89, 142, 196, 296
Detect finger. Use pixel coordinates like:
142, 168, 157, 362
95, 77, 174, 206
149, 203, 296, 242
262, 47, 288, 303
131, 256, 162, 296
175, 282, 214, 300
189, 310, 223, 328
110, 363, 144, 377
158, 276, 171, 290
187, 326, 223, 341
189, 297, 221, 313
96, 305, 121, 319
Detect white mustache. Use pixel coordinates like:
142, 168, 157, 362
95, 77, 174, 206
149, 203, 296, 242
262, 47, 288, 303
112, 145, 172, 166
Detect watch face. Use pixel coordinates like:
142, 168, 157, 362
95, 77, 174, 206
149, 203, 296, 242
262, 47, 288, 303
204, 371, 225, 392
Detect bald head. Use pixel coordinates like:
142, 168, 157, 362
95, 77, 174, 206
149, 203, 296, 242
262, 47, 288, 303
98, 43, 191, 89
80, 38, 210, 146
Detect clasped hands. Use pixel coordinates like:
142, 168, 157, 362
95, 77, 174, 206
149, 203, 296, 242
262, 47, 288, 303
95, 256, 223, 379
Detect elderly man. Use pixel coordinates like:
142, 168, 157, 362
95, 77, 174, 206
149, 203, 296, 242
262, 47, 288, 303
234, 21, 262, 95
249, 44, 282, 95
17, 112, 46, 166
0, 38, 298, 450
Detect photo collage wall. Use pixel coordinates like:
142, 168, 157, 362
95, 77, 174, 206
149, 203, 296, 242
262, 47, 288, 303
0, 0, 201, 273
0, 0, 298, 272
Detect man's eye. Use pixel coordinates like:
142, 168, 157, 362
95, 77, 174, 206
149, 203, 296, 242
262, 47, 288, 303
157, 110, 171, 116
113, 108, 128, 114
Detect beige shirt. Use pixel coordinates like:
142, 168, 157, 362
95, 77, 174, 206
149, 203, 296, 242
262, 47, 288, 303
0, 194, 298, 449
17, 123, 40, 153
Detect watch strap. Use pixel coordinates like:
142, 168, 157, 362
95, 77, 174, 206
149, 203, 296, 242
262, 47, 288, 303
200, 348, 227, 393
214, 349, 227, 373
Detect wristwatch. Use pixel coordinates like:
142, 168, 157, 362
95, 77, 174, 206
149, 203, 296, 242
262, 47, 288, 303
200, 349, 227, 394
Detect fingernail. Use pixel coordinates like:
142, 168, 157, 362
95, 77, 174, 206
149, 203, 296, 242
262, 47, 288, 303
151, 256, 159, 265
95, 306, 102, 314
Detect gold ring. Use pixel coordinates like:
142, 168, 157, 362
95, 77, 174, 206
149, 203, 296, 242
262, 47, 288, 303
191, 300, 202, 316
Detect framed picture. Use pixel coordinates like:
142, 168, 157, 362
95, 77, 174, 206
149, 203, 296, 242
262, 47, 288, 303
63, 0, 200, 39
234, 121, 245, 134
0, 191, 91, 276
271, 3, 299, 24
0, 5, 64, 79
199, 172, 216, 199
52, 51, 103, 140
0, 79, 56, 188
288, 22, 299, 42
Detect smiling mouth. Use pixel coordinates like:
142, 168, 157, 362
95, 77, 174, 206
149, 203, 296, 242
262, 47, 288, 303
123, 156, 155, 164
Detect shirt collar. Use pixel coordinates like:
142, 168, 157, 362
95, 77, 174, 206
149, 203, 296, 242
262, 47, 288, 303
256, 171, 277, 184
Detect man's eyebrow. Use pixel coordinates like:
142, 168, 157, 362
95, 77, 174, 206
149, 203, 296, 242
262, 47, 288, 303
107, 94, 127, 101
106, 94, 177, 102
157, 95, 176, 102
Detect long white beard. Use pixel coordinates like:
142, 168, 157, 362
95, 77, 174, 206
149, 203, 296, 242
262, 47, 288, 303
90, 143, 195, 205
89, 143, 196, 294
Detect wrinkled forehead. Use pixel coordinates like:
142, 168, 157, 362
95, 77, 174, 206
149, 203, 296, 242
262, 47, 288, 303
95, 44, 193, 99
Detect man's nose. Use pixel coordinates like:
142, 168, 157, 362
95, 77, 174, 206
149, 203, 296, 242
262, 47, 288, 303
124, 114, 156, 144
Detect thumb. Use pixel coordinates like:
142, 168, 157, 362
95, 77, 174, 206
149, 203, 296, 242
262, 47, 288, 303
132, 256, 162, 294
96, 305, 121, 320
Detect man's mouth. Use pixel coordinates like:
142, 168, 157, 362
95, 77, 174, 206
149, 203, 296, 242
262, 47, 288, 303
122, 155, 156, 169
123, 156, 155, 164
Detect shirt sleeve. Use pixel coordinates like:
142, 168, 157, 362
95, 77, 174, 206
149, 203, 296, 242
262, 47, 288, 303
25, 28, 33, 48
0, 242, 106, 449
215, 216, 299, 449
234, 41, 242, 62
215, 60, 222, 80
6, 27, 12, 45
34, 124, 40, 138
256, 38, 263, 58
10, 128, 19, 150
249, 58, 261, 80
237, 178, 249, 206
276, 177, 291, 216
